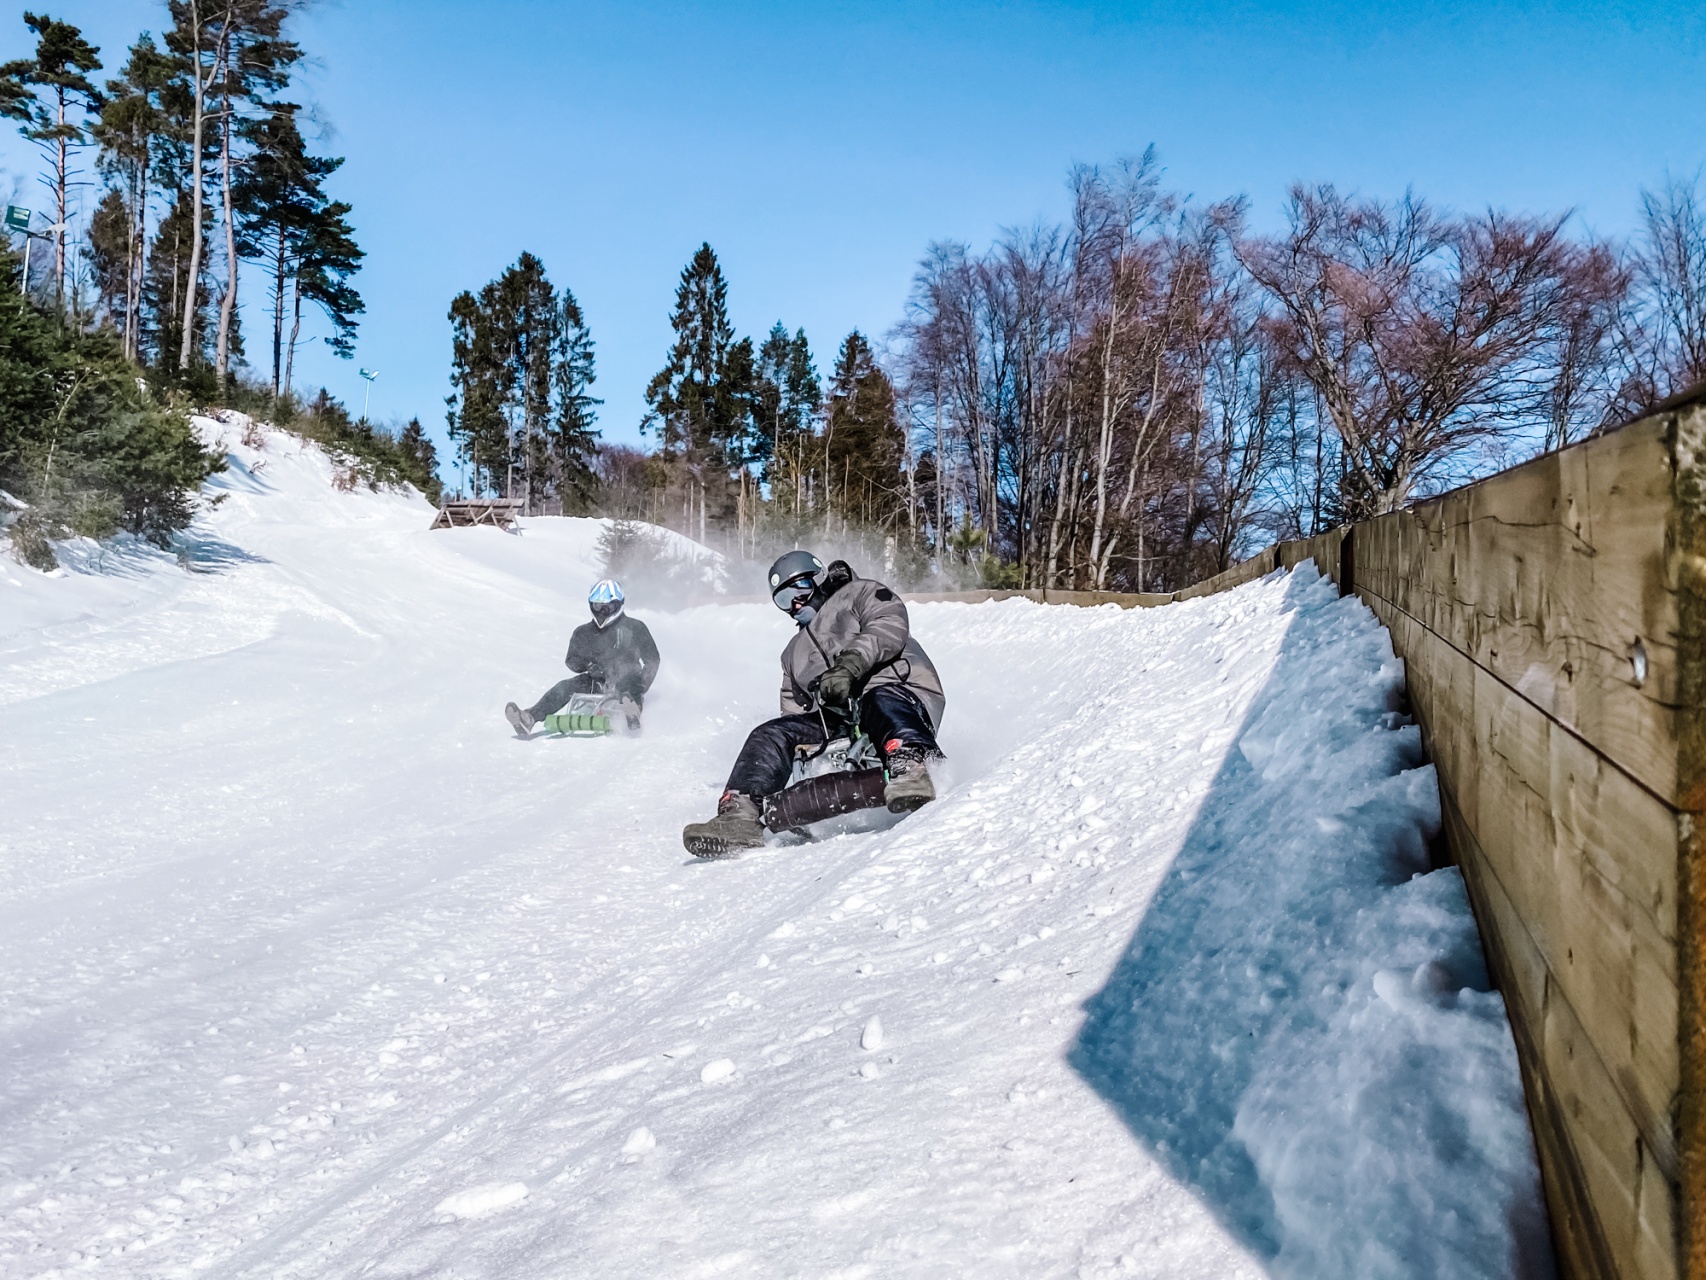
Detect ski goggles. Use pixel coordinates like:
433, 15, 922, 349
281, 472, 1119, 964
771, 577, 817, 614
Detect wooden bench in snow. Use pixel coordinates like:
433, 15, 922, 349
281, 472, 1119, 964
430, 499, 525, 531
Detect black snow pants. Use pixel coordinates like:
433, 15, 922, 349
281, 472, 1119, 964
528, 672, 645, 720
725, 685, 940, 799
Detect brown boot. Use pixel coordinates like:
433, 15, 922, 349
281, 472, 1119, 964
683, 791, 766, 859
883, 749, 937, 813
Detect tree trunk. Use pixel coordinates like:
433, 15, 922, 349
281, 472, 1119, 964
54, 89, 67, 313
271, 225, 285, 397
284, 274, 302, 400
124, 165, 142, 360
1086, 290, 1122, 586
215, 79, 237, 393
179, 1, 212, 371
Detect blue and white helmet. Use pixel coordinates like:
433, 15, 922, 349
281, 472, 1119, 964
588, 578, 625, 628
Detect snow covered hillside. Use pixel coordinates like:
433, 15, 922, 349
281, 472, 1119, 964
1, 420, 1549, 1278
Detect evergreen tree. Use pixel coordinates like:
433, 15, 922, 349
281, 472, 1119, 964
0, 235, 221, 567
0, 13, 104, 312
232, 103, 359, 396
446, 252, 599, 509
91, 33, 174, 361
641, 242, 756, 532
552, 283, 599, 508
753, 322, 819, 508
143, 187, 211, 370
823, 330, 903, 525
163, 0, 298, 380
397, 417, 442, 504
643, 243, 753, 463
85, 184, 127, 323
286, 197, 362, 392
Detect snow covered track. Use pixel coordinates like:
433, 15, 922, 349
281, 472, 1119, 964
0, 421, 1547, 1278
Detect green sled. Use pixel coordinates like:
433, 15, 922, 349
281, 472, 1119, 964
544, 710, 612, 736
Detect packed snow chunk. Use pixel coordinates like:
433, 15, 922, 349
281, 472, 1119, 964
621, 1127, 657, 1156
434, 1182, 529, 1220
699, 1058, 736, 1084
860, 1015, 885, 1051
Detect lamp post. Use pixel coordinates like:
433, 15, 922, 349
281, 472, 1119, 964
5, 206, 31, 295
358, 367, 379, 424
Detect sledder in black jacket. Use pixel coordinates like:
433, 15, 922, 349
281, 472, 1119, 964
504, 579, 659, 735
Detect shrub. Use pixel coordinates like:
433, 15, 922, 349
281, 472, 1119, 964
0, 283, 224, 556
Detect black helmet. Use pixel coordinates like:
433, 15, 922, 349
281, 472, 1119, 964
767, 549, 825, 617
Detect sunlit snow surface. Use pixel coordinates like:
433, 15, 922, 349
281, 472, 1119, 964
0, 419, 1549, 1278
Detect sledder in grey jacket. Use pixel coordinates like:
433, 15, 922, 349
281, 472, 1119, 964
778, 564, 945, 728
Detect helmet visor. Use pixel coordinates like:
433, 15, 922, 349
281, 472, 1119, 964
771, 576, 817, 615
590, 598, 623, 628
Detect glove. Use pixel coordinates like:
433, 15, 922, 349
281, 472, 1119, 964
816, 651, 869, 710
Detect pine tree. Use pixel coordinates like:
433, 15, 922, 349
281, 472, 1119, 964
641, 242, 756, 534
824, 330, 903, 525
286, 198, 362, 393
447, 253, 599, 509
232, 103, 359, 396
85, 184, 127, 323
163, 0, 298, 381
552, 284, 599, 509
754, 322, 819, 510
0, 13, 104, 313
397, 417, 442, 504
91, 34, 174, 361
143, 187, 211, 368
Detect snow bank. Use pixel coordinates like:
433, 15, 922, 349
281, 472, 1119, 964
0, 423, 1546, 1278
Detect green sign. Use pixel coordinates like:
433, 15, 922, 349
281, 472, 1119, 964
4, 206, 29, 232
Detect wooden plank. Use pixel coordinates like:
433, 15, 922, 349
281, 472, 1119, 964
1364, 589, 1680, 1181
1355, 421, 1679, 805
1441, 781, 1623, 1280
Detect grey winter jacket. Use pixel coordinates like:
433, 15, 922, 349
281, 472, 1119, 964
779, 575, 946, 729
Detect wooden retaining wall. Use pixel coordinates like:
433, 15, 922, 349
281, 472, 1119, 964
887, 394, 1703, 1278
1144, 401, 1700, 1280
1346, 410, 1699, 1280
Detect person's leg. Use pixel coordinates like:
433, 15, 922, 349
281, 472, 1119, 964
528, 673, 598, 720
859, 685, 942, 760
860, 686, 941, 813
724, 714, 826, 798
614, 675, 645, 711
685, 714, 825, 858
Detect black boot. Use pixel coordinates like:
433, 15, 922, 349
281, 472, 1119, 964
504, 702, 536, 737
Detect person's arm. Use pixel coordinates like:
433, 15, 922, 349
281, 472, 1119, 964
838, 584, 909, 671
817, 583, 910, 708
634, 621, 661, 691
780, 654, 807, 715
565, 625, 595, 674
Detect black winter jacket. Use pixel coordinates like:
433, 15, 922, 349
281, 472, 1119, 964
566, 615, 661, 696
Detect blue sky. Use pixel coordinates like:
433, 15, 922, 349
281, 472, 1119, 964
1, 0, 1702, 475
